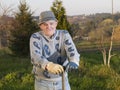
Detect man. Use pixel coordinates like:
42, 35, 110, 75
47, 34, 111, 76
30, 11, 80, 90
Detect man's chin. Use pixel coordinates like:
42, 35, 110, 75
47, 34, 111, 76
46, 33, 54, 37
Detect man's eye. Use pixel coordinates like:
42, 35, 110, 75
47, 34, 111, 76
50, 22, 55, 25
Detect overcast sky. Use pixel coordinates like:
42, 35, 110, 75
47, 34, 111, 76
1, 0, 120, 16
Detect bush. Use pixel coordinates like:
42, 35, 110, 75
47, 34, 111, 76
22, 74, 34, 84
4, 72, 17, 83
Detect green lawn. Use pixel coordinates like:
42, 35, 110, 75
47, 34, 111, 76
0, 49, 33, 90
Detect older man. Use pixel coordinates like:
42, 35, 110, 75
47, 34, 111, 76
30, 11, 80, 90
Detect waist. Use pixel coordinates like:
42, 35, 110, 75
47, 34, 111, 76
35, 72, 67, 82
35, 78, 62, 86
35, 76, 61, 82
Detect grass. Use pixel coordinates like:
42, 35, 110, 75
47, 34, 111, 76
0, 48, 120, 90
75, 41, 120, 52
0, 54, 32, 77
0, 49, 33, 90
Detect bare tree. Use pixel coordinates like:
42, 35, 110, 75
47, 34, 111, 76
0, 1, 14, 48
0, 1, 13, 16
107, 0, 116, 67
98, 33, 107, 65
98, 0, 116, 67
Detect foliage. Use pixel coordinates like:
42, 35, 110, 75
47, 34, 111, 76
88, 18, 113, 42
0, 50, 33, 90
0, 72, 34, 90
69, 51, 120, 90
9, 1, 39, 56
70, 13, 120, 41
70, 23, 81, 38
113, 25, 120, 41
0, 49, 120, 90
51, 0, 70, 32
84, 20, 96, 35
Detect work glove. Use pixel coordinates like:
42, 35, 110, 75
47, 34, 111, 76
46, 62, 64, 74
65, 62, 78, 72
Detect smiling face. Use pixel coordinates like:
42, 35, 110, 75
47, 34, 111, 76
39, 20, 58, 37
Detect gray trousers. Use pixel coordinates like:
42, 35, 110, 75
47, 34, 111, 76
35, 77, 71, 90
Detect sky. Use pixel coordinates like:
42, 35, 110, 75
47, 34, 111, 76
0, 0, 120, 16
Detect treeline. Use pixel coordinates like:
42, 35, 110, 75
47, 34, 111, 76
68, 13, 120, 42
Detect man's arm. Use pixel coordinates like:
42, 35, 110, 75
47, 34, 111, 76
63, 31, 80, 70
30, 33, 49, 69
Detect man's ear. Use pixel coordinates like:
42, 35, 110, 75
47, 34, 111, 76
55, 21, 58, 27
39, 24, 43, 30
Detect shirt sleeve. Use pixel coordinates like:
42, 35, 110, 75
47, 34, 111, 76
63, 31, 80, 66
30, 33, 49, 69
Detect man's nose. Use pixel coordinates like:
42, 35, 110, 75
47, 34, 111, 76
47, 24, 51, 29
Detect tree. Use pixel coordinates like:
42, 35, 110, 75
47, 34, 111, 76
70, 23, 81, 39
88, 17, 116, 67
9, 1, 39, 56
51, 0, 70, 32
113, 25, 120, 41
96, 18, 115, 67
0, 0, 13, 17
0, 1, 14, 48
100, 0, 116, 67
85, 20, 96, 34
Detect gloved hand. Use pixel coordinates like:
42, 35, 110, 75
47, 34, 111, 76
65, 62, 78, 72
46, 62, 64, 74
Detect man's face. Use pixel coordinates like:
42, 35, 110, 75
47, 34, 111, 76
39, 20, 58, 37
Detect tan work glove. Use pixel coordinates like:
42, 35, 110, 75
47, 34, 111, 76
46, 62, 64, 74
